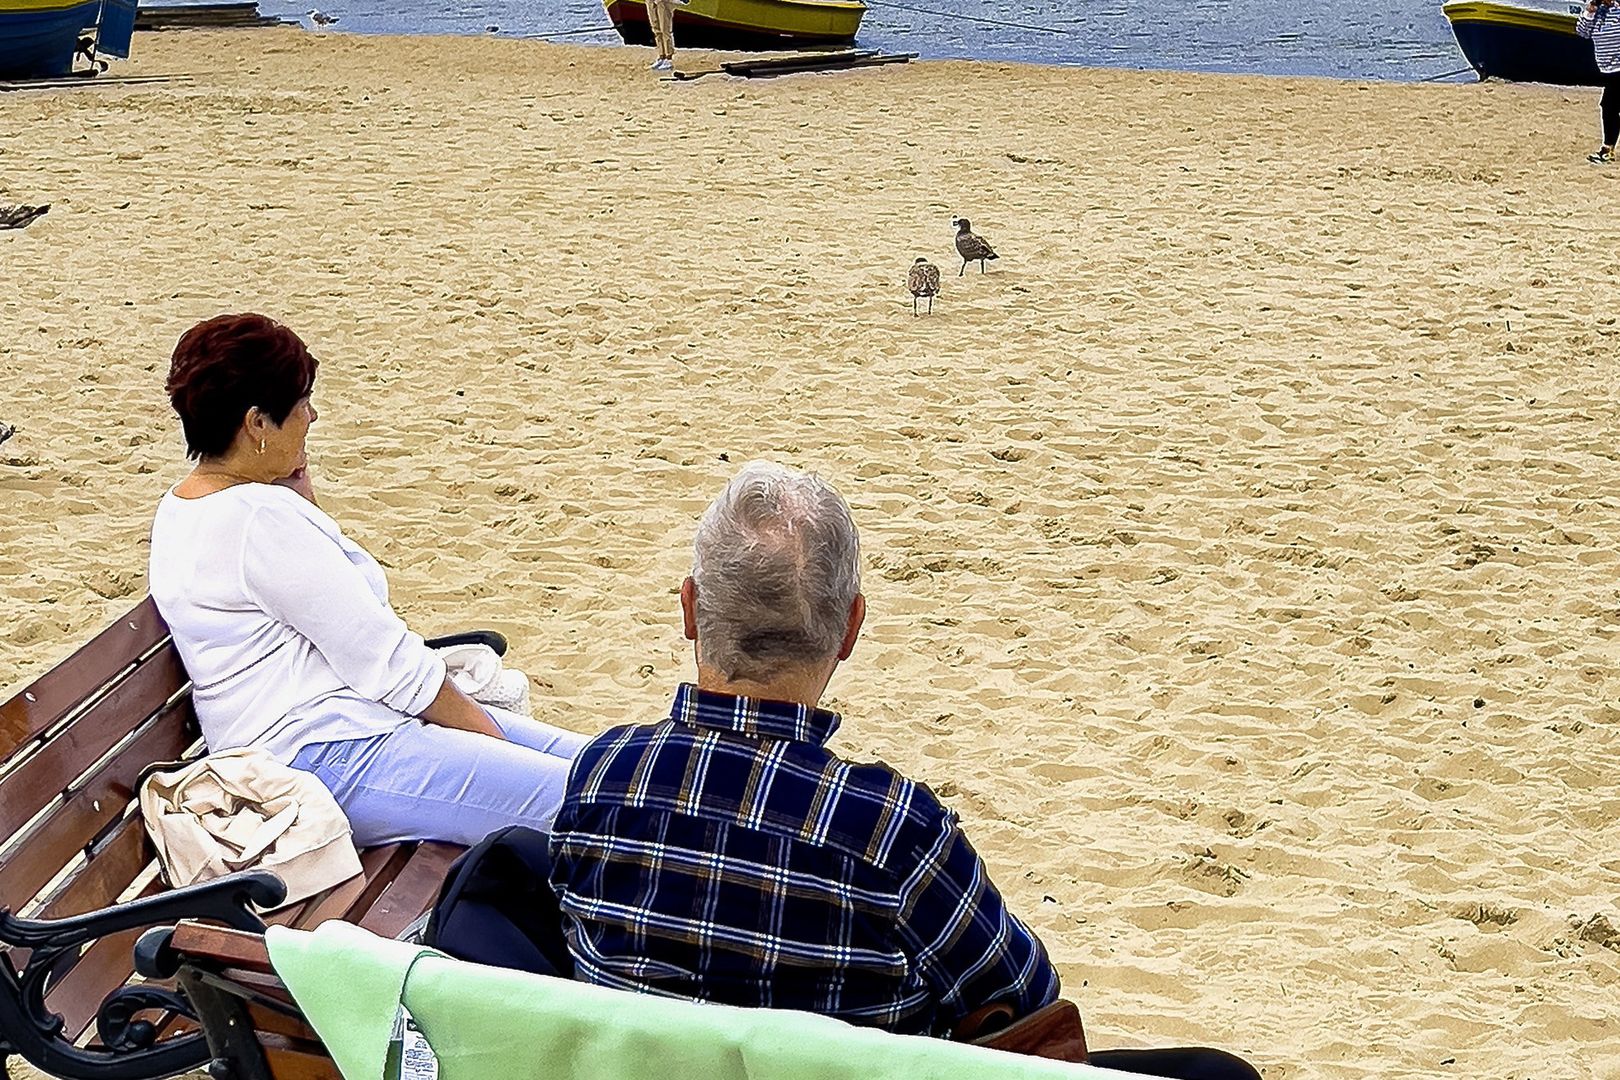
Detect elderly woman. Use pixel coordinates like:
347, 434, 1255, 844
148, 313, 586, 848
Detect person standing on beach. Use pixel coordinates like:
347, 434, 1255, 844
1577, 0, 1620, 163
646, 0, 678, 72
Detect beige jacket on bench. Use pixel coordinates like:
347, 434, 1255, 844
140, 747, 362, 907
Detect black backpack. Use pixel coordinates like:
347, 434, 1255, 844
422, 825, 575, 979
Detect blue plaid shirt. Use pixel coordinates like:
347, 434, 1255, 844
548, 684, 1059, 1036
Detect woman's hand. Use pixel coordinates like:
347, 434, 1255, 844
274, 466, 317, 504
419, 675, 508, 740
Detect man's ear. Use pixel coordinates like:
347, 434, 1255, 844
680, 576, 699, 642
837, 593, 865, 661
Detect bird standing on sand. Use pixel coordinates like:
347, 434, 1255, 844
306, 8, 339, 27
953, 218, 998, 275
907, 257, 940, 316
0, 422, 14, 448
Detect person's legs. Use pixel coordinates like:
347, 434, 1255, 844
484, 705, 590, 760
291, 718, 584, 847
1087, 1047, 1261, 1080
653, 0, 676, 60
1602, 76, 1620, 151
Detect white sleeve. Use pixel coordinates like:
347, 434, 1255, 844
238, 500, 446, 716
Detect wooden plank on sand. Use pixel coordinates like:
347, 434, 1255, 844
720, 51, 915, 78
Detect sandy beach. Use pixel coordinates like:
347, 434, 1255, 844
4, 28, 1620, 1079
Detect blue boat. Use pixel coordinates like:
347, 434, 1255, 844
1443, 0, 1604, 85
0, 0, 138, 79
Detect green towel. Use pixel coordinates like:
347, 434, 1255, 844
266, 922, 1141, 1080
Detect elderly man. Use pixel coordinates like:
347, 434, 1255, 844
547, 462, 1258, 1079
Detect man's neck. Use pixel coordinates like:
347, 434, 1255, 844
693, 661, 833, 711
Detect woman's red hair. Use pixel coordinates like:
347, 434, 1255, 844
166, 314, 317, 459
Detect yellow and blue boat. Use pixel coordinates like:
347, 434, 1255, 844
0, 0, 137, 79
1443, 0, 1604, 84
604, 0, 866, 49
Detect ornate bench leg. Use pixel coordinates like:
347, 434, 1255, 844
177, 970, 272, 1080
0, 954, 210, 1080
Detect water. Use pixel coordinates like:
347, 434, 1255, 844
257, 0, 1470, 81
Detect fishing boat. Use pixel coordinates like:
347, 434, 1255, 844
604, 0, 866, 49
0, 0, 138, 79
1443, 0, 1603, 84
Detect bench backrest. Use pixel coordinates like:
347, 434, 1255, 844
0, 598, 464, 1045
0, 596, 198, 1036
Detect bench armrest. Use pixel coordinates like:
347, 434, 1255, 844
0, 870, 284, 955
0, 873, 285, 1080
422, 630, 508, 656
135, 920, 275, 980
957, 999, 1089, 1063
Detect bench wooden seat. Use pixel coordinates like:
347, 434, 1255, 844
0, 597, 469, 1080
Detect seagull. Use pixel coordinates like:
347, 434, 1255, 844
0, 422, 14, 447
907, 257, 940, 316
953, 218, 998, 275
306, 8, 339, 27
0, 204, 49, 230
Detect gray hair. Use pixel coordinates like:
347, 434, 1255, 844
691, 461, 862, 681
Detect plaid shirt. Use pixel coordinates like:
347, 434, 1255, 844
548, 684, 1059, 1036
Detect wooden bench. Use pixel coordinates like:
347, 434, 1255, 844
0, 597, 471, 1080
140, 920, 1087, 1080
4, 597, 1086, 1080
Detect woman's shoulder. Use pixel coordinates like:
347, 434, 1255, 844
161, 482, 337, 532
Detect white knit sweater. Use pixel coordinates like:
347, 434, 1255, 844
149, 483, 446, 762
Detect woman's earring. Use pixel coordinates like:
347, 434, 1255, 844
258, 439, 266, 454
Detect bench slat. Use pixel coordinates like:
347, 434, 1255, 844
295, 845, 416, 933
0, 820, 159, 1017
45, 877, 164, 1038
245, 996, 326, 1044
293, 845, 405, 929
261, 1036, 344, 1080
33, 814, 155, 920
0, 699, 195, 906
265, 899, 311, 928
0, 644, 187, 842
286, 873, 371, 929
0, 597, 169, 760
358, 842, 459, 939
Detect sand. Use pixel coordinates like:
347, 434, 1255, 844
3, 28, 1619, 1079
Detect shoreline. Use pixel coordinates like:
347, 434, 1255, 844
256, 27, 1481, 86
235, 0, 1466, 83
4, 29, 1619, 1079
